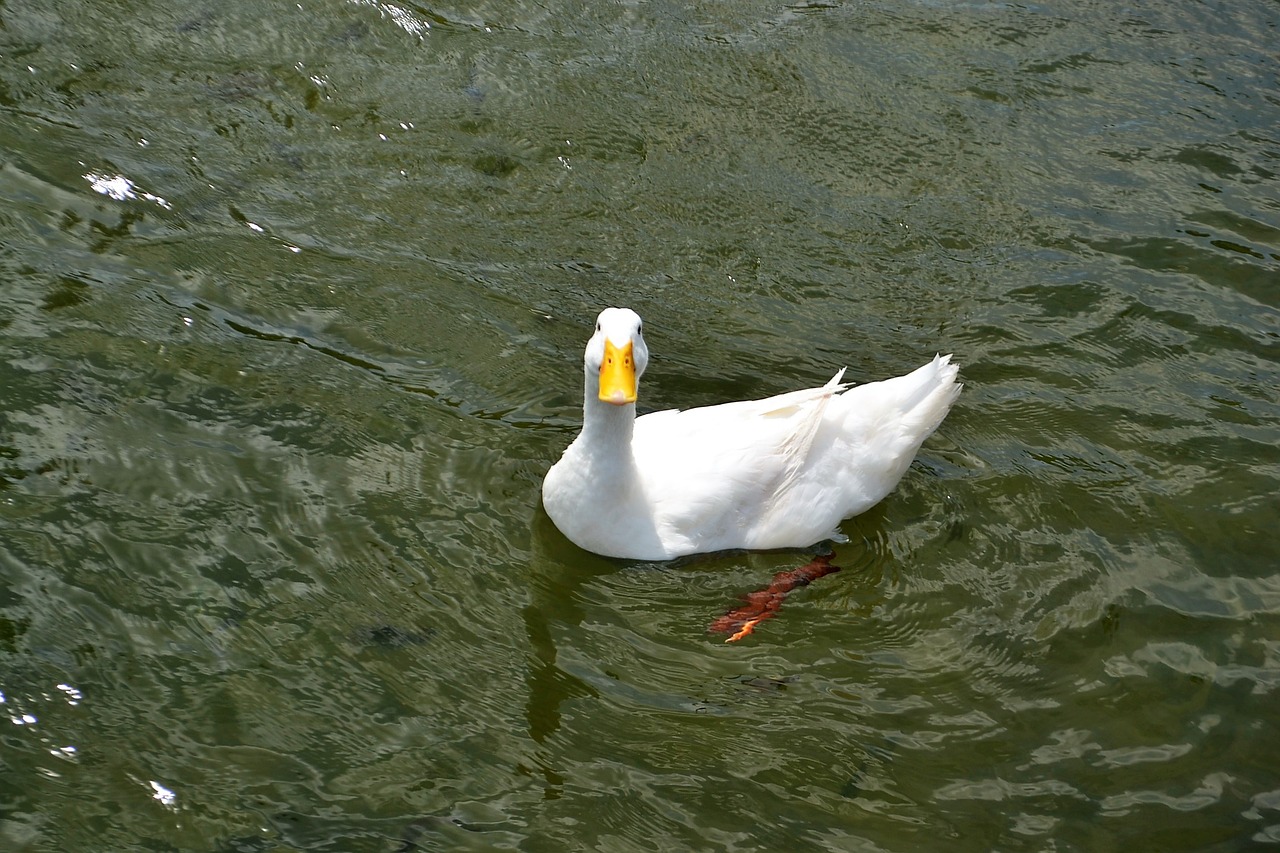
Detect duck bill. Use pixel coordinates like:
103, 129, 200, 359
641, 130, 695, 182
598, 340, 637, 405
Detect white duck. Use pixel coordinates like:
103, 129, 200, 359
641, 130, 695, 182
542, 308, 961, 560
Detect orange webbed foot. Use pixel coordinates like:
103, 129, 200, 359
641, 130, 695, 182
709, 553, 841, 642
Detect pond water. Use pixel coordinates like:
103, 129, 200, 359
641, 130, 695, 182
1, 1, 1277, 850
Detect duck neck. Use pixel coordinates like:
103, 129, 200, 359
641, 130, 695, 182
581, 395, 636, 457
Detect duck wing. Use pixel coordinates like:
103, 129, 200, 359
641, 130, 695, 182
630, 373, 849, 553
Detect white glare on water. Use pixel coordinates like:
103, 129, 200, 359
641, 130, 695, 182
149, 781, 177, 808
84, 172, 172, 210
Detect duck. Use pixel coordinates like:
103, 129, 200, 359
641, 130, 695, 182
541, 308, 961, 561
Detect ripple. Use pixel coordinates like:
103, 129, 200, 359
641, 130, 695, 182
1100, 772, 1233, 815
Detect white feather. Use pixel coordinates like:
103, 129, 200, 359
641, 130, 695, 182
542, 308, 961, 560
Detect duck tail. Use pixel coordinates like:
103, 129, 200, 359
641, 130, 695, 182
899, 354, 962, 436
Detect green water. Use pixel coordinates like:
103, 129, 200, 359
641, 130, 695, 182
2, 0, 1277, 850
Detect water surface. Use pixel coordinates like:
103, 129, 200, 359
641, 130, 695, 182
1, 0, 1278, 850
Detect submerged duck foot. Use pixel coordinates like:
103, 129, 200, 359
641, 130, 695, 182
709, 552, 842, 642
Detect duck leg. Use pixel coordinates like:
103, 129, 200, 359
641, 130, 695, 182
709, 553, 842, 642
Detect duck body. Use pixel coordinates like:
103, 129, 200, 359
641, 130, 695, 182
541, 308, 961, 561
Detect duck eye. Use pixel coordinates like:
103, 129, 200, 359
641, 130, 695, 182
637, 323, 643, 335
595, 322, 601, 332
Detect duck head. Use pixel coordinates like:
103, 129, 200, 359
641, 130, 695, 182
585, 307, 649, 406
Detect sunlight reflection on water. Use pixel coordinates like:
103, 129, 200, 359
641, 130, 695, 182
83, 172, 172, 210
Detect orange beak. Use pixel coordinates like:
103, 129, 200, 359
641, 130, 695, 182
598, 340, 637, 405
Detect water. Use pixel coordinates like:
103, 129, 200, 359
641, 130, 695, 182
1, 0, 1277, 849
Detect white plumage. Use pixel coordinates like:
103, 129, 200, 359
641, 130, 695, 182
542, 308, 961, 560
